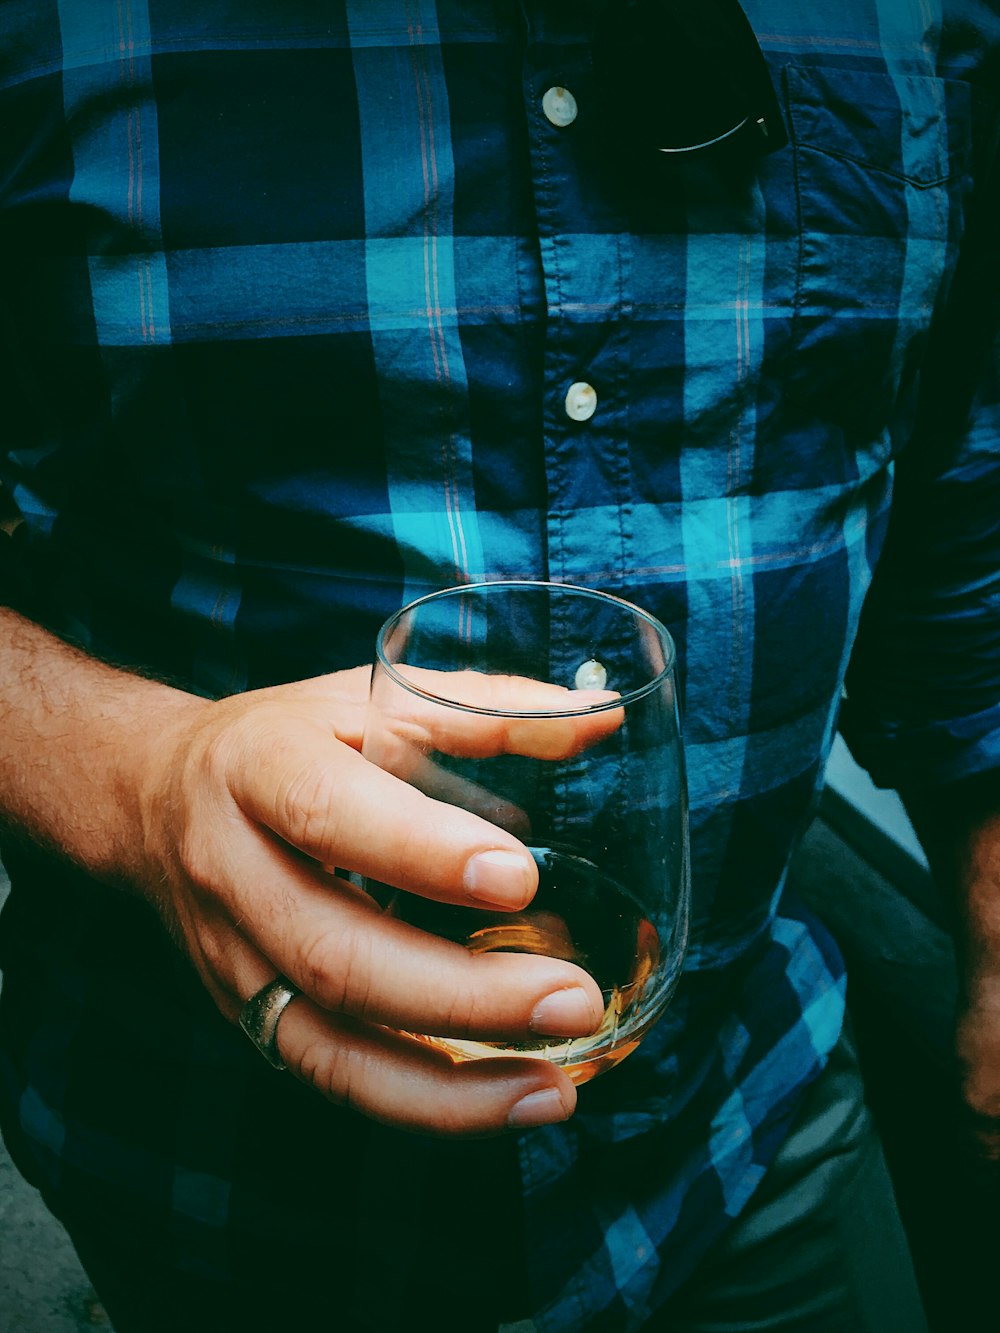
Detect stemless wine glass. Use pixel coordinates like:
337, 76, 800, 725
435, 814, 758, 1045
362, 581, 689, 1084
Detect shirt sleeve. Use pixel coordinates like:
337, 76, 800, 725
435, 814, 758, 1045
841, 128, 1000, 794
0, 484, 32, 615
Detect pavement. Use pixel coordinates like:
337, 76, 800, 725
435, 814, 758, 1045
0, 867, 113, 1332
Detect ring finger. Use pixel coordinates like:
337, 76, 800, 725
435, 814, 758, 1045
273, 992, 580, 1137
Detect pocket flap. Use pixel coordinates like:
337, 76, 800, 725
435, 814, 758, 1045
787, 64, 967, 188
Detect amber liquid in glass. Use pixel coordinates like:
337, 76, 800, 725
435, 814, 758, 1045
387, 847, 675, 1084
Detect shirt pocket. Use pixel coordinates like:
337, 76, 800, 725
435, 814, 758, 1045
783, 63, 973, 462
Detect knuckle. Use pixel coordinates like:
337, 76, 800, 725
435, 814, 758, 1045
297, 1033, 340, 1097
176, 826, 217, 894
298, 925, 341, 1000
278, 762, 341, 853
334, 1047, 372, 1117
199, 718, 243, 789
194, 924, 230, 980
182, 923, 241, 1018
297, 1029, 367, 1113
299, 922, 377, 1018
442, 981, 481, 1039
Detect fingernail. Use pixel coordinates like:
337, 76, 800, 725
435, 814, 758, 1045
507, 1086, 572, 1130
463, 849, 534, 907
530, 987, 601, 1037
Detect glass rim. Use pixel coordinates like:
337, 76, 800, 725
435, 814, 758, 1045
374, 580, 677, 718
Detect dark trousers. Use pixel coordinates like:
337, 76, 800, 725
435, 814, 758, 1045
650, 1028, 925, 1333
62, 1031, 925, 1333
496, 1031, 927, 1333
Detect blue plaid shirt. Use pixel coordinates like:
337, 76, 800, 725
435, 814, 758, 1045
2, 3, 999, 1330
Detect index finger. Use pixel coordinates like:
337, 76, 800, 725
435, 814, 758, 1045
227, 723, 541, 908
370, 667, 625, 761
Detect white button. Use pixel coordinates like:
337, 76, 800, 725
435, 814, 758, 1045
564, 381, 597, 422
542, 86, 578, 128
574, 659, 607, 691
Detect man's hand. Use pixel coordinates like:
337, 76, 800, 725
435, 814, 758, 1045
907, 788, 1000, 1163
0, 611, 608, 1138
135, 668, 614, 1136
948, 808, 1000, 1161
956, 976, 1000, 1161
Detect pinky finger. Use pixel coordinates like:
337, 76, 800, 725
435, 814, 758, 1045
278, 998, 578, 1138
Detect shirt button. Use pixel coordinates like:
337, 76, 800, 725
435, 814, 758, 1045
574, 659, 608, 690
565, 381, 597, 422
542, 86, 579, 128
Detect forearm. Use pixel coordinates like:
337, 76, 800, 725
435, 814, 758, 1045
905, 776, 1000, 963
0, 606, 201, 888
907, 777, 1000, 1137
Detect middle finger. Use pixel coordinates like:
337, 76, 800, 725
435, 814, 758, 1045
224, 824, 605, 1043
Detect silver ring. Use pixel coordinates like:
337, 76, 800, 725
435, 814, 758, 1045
238, 977, 302, 1071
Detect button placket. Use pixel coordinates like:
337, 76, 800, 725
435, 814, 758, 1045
523, 21, 631, 597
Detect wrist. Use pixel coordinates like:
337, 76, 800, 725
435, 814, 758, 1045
107, 683, 209, 889
0, 608, 203, 889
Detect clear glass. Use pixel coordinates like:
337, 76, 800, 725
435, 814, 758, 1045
362, 581, 690, 1085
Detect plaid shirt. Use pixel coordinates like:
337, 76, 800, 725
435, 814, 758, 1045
1, 3, 999, 1330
